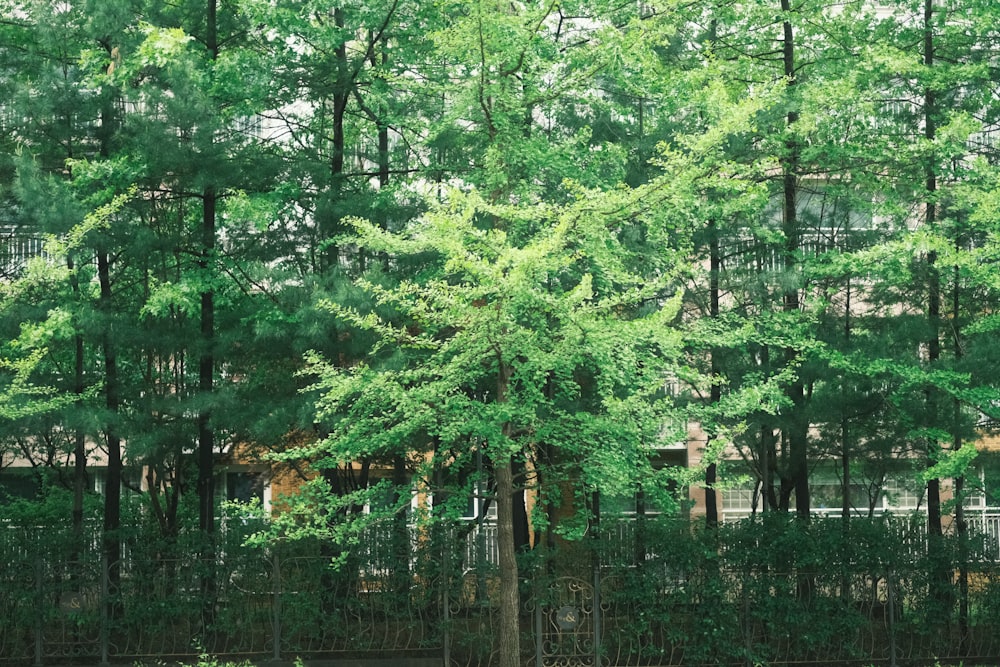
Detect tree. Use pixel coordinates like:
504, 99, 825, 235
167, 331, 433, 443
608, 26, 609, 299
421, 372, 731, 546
284, 190, 682, 666
275, 52, 774, 657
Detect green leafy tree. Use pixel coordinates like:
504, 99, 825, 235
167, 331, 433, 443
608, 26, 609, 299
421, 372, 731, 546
275, 55, 773, 658
281, 187, 689, 667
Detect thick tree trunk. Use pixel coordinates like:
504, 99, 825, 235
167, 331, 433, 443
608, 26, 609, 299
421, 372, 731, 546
494, 359, 521, 667
494, 457, 521, 667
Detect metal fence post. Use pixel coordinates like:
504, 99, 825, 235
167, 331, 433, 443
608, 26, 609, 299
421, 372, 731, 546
535, 577, 542, 667
887, 570, 897, 667
592, 490, 602, 667
593, 563, 601, 667
442, 538, 450, 667
34, 556, 43, 667
100, 551, 109, 667
271, 551, 281, 663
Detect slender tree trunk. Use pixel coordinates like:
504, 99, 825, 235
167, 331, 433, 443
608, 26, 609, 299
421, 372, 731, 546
197, 0, 219, 624
841, 278, 852, 602
332, 9, 347, 181
68, 255, 87, 549
920, 0, 954, 619
841, 279, 852, 527
756, 344, 778, 513
376, 43, 390, 191
923, 0, 943, 542
320, 7, 349, 271
97, 72, 122, 620
778, 9, 811, 603
780, 0, 809, 522
953, 260, 969, 652
705, 220, 721, 527
98, 248, 122, 612
955, 465, 969, 652
511, 458, 531, 552
198, 186, 216, 546
703, 18, 721, 529
68, 251, 88, 625
700, 223, 726, 664
840, 415, 851, 522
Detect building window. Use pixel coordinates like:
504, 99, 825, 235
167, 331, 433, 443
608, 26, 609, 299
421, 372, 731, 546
234, 114, 262, 139
93, 467, 143, 496
462, 481, 497, 520
226, 471, 265, 504
602, 488, 668, 516
721, 483, 758, 517
810, 471, 867, 514
882, 476, 923, 511
0, 469, 43, 503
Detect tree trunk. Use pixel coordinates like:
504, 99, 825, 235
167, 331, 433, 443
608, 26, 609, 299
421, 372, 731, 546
758, 346, 778, 513
97, 69, 122, 619
953, 260, 969, 652
68, 254, 87, 553
780, 0, 809, 522
320, 7, 349, 271
841, 279, 852, 527
494, 456, 521, 667
923, 0, 943, 542
705, 219, 720, 527
198, 186, 216, 545
841, 279, 852, 602
391, 454, 411, 596
919, 0, 955, 616
332, 8, 347, 181
98, 248, 122, 613
494, 359, 521, 667
511, 457, 531, 552
198, 0, 219, 624
375, 40, 390, 191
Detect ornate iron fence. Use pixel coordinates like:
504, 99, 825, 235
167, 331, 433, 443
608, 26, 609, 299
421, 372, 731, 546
4, 515, 1000, 666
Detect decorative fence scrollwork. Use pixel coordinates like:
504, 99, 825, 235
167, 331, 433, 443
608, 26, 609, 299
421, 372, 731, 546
536, 576, 597, 667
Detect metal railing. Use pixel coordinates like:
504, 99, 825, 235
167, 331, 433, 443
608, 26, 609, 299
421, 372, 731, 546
6, 515, 1000, 666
